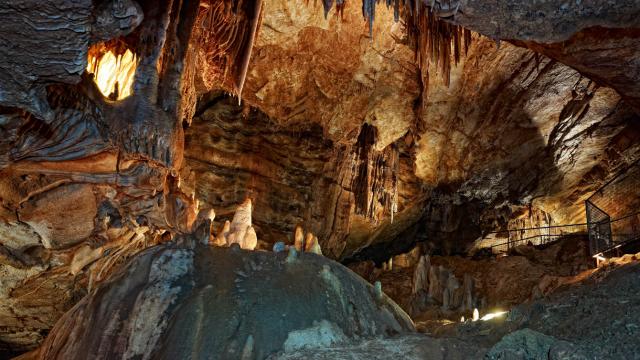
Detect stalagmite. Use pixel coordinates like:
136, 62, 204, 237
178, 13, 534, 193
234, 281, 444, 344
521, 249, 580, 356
242, 226, 258, 250
228, 227, 247, 247
304, 232, 315, 252
196, 207, 215, 223
226, 198, 258, 250
214, 220, 231, 246
294, 225, 304, 252
442, 272, 460, 310
303, 233, 323, 255
462, 274, 475, 311
412, 255, 430, 295
428, 265, 441, 301
193, 208, 215, 245
230, 198, 252, 235
309, 237, 323, 255
292, 227, 323, 255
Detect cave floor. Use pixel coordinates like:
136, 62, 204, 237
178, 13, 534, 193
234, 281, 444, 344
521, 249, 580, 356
279, 258, 640, 359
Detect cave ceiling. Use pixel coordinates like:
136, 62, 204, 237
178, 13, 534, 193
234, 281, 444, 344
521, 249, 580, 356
0, 0, 639, 353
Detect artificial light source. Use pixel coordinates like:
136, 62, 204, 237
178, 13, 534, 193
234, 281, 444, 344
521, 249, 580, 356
480, 311, 508, 321
593, 253, 606, 267
86, 49, 137, 100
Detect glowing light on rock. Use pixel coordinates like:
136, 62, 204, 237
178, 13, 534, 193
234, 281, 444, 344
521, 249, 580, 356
460, 316, 465, 323
86, 49, 137, 100
481, 311, 508, 321
472, 308, 479, 321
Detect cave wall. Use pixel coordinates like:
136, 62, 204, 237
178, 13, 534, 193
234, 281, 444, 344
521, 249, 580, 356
0, 0, 639, 354
185, 95, 424, 260
198, 0, 422, 149
0, 0, 203, 352
430, 0, 640, 111
412, 37, 640, 253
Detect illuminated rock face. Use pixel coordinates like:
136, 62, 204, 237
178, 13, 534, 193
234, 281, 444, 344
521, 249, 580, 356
86, 48, 137, 100
27, 244, 414, 360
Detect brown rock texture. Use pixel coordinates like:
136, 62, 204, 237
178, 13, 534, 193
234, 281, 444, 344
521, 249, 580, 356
439, 0, 640, 110
185, 95, 423, 259
412, 37, 640, 252
199, 0, 421, 148
350, 237, 593, 320
0, 0, 639, 355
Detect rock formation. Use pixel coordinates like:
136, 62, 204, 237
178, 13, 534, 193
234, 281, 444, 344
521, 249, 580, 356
22, 242, 414, 360
226, 198, 258, 250
0, 0, 639, 356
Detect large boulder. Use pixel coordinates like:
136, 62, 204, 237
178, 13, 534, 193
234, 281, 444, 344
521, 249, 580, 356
26, 244, 414, 359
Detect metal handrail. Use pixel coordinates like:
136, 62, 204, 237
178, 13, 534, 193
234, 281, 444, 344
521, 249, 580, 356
487, 233, 584, 250
477, 210, 640, 254
483, 222, 587, 235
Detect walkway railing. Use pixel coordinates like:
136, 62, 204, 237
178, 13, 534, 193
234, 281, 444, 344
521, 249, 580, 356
475, 210, 640, 257
484, 223, 587, 253
588, 209, 640, 257
586, 162, 640, 257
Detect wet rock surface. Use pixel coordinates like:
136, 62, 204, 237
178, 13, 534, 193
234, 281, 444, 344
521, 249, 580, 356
271, 334, 486, 360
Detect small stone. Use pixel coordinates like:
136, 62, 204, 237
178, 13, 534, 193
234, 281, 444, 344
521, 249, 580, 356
273, 242, 286, 252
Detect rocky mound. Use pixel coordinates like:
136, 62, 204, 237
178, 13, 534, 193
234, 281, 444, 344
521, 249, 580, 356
23, 244, 414, 359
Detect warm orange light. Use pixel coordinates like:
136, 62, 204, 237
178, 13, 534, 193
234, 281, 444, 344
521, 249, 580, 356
87, 49, 137, 100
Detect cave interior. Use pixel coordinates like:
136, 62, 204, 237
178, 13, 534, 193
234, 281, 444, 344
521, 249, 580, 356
1, 0, 640, 359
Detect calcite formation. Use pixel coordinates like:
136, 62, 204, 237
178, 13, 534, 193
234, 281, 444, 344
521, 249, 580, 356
23, 242, 414, 360
225, 198, 259, 250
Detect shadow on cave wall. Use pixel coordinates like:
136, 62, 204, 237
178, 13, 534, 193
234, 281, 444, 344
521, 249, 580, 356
346, 73, 569, 263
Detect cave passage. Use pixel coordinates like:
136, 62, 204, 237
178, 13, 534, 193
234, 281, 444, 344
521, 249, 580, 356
0, 0, 640, 359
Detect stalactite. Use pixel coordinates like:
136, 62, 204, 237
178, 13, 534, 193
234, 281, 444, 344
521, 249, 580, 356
336, 0, 346, 20
86, 38, 138, 100
320, 0, 472, 91
350, 124, 399, 223
200, 0, 263, 99
404, 3, 472, 90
